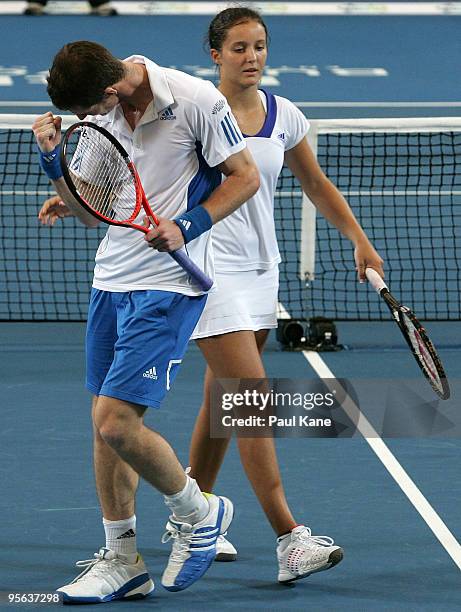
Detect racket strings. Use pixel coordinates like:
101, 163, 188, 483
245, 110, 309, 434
83, 136, 133, 218
401, 312, 444, 391
66, 126, 137, 221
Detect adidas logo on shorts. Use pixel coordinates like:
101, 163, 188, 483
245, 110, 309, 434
143, 366, 158, 380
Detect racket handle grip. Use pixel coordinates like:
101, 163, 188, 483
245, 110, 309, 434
170, 249, 214, 292
365, 267, 388, 294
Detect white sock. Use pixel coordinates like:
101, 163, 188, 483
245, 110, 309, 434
164, 475, 209, 524
103, 515, 137, 556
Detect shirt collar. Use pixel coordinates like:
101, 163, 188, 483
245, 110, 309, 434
123, 54, 174, 121
94, 54, 174, 126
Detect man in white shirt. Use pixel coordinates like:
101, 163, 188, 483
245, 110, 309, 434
33, 40, 259, 602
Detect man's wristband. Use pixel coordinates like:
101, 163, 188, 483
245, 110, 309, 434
173, 205, 213, 243
38, 145, 63, 181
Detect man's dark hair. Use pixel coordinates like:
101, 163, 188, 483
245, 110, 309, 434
47, 41, 125, 110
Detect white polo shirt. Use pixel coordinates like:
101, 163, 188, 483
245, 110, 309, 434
83, 55, 246, 295
212, 91, 309, 271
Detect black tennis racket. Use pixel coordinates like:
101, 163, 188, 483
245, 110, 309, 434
60, 121, 213, 292
366, 268, 450, 399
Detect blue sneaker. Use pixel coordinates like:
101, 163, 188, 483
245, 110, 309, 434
161, 494, 234, 591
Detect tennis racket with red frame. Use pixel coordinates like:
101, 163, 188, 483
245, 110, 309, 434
366, 268, 450, 400
60, 121, 213, 291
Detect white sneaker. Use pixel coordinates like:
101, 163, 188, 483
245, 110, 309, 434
161, 494, 234, 591
56, 548, 155, 603
215, 533, 237, 562
277, 526, 343, 583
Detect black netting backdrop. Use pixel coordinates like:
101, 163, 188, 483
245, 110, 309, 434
1, 126, 459, 321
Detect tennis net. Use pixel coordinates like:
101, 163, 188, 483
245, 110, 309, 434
300, 118, 461, 321
1, 115, 460, 321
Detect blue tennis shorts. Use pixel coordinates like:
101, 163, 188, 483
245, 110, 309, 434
86, 288, 207, 408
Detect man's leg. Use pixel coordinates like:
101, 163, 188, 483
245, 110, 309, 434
92, 396, 139, 521
61, 289, 231, 598
92, 395, 141, 559
58, 395, 233, 601
92, 395, 233, 592
56, 396, 155, 604
93, 396, 187, 495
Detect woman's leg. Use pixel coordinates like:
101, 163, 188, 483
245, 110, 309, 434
190, 330, 296, 535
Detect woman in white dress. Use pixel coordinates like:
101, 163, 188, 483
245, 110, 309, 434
189, 7, 384, 583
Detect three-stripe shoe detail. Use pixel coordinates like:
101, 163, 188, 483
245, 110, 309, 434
161, 495, 233, 591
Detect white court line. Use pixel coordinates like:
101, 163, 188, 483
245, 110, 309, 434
303, 350, 461, 571
2, 101, 461, 109
0, 102, 52, 107
341, 191, 461, 197
295, 102, 461, 108
38, 506, 100, 512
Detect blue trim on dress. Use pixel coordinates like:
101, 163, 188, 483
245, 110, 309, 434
242, 89, 277, 139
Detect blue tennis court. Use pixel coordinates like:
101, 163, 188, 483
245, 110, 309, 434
0, 3, 460, 610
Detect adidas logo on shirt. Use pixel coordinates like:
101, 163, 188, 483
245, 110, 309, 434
143, 366, 158, 380
160, 107, 176, 120
178, 218, 191, 231
277, 132, 286, 141
116, 529, 136, 540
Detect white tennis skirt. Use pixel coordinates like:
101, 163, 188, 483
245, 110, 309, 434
191, 266, 279, 340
